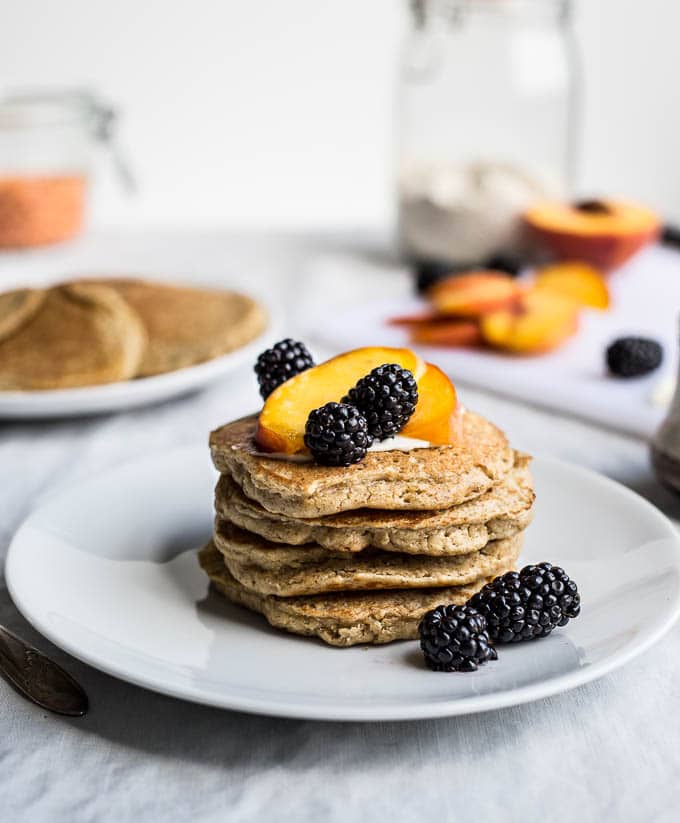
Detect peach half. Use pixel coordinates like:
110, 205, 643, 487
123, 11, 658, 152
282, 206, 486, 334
524, 199, 660, 270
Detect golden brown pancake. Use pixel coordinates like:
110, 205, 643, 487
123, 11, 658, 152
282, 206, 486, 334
82, 278, 267, 376
210, 411, 515, 517
199, 542, 514, 646
214, 452, 533, 554
213, 519, 523, 596
0, 283, 146, 390
0, 288, 45, 342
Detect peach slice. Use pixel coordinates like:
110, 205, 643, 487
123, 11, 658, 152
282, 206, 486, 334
409, 319, 482, 348
401, 363, 458, 445
256, 346, 426, 454
533, 261, 610, 310
429, 272, 524, 318
387, 311, 441, 327
524, 199, 660, 270
480, 289, 579, 354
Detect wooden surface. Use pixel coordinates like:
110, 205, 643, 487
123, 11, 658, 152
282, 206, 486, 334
1, 231, 679, 822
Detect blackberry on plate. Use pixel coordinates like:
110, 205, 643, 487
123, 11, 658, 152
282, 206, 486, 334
255, 339, 315, 399
469, 562, 580, 644
606, 336, 663, 378
419, 604, 497, 672
343, 363, 418, 441
304, 402, 372, 466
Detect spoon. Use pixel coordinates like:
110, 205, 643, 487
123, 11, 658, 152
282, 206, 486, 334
0, 625, 88, 716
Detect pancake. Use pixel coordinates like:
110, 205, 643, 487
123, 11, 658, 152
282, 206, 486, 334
0, 288, 45, 343
215, 452, 533, 554
83, 278, 267, 376
213, 520, 523, 596
0, 283, 146, 390
210, 410, 515, 518
199, 542, 514, 646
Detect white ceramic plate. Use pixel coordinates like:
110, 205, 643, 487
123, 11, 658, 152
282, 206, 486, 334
6, 447, 680, 721
0, 307, 281, 419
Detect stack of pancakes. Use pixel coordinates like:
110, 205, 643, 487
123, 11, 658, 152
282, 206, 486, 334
200, 411, 534, 646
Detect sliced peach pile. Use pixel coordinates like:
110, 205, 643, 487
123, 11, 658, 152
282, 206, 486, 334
256, 346, 437, 453
480, 290, 580, 354
429, 271, 523, 317
524, 199, 660, 270
390, 261, 609, 356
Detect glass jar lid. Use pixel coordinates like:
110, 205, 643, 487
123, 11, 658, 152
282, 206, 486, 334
0, 89, 135, 189
0, 89, 112, 132
410, 0, 571, 25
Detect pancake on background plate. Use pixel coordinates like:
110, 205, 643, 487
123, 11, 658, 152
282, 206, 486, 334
0, 283, 146, 390
82, 278, 267, 377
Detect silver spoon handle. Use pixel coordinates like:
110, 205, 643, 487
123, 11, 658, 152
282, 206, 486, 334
0, 625, 88, 716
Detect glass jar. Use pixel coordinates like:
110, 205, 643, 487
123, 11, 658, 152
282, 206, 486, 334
397, 0, 579, 267
0, 90, 129, 248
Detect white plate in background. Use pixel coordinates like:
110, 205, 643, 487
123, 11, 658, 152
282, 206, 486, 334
6, 445, 680, 721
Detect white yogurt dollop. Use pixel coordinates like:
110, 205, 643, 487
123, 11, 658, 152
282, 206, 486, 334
366, 435, 432, 453
253, 434, 433, 462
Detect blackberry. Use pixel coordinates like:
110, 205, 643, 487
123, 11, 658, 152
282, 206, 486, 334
254, 339, 314, 399
343, 364, 418, 441
304, 402, 372, 466
413, 259, 469, 295
606, 337, 663, 378
469, 563, 580, 644
419, 604, 497, 672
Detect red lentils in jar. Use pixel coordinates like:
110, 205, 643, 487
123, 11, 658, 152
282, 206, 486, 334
0, 174, 86, 248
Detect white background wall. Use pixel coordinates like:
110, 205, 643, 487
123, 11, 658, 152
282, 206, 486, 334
0, 0, 678, 230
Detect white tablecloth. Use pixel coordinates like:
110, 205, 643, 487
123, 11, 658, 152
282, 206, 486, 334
1, 231, 679, 823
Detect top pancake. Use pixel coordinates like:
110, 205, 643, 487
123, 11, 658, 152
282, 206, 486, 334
210, 410, 515, 518
82, 278, 267, 376
0, 283, 147, 390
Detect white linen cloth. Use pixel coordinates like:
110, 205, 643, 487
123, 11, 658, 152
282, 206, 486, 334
0, 231, 678, 822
